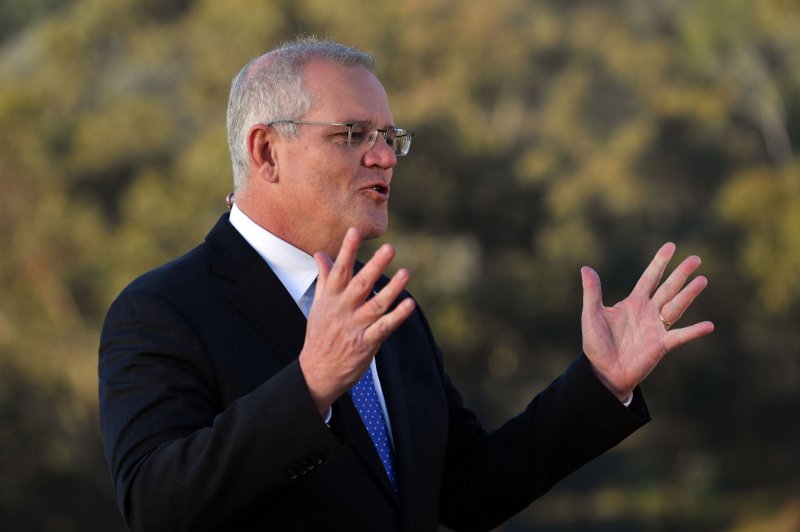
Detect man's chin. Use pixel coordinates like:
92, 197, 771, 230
360, 223, 388, 240
353, 211, 389, 240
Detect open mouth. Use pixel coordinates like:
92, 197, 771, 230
371, 184, 389, 194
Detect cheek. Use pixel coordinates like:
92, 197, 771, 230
282, 146, 361, 204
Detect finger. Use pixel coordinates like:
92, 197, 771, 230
581, 266, 604, 318
347, 243, 397, 302
363, 297, 417, 346
314, 252, 334, 289
328, 228, 361, 290
664, 320, 715, 352
659, 275, 708, 325
358, 267, 411, 320
631, 243, 676, 297
651, 255, 702, 309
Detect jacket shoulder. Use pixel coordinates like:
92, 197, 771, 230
122, 243, 212, 298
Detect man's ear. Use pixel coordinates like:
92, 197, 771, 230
247, 124, 280, 182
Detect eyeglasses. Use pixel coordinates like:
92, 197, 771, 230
269, 120, 413, 157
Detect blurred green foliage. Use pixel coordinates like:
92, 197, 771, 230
1, 0, 798, 530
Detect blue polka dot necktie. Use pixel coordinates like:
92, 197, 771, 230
351, 369, 399, 493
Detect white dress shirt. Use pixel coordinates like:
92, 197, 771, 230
228, 204, 395, 439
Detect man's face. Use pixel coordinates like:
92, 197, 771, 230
275, 61, 398, 255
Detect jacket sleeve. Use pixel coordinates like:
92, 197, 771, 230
98, 288, 345, 532
424, 318, 650, 531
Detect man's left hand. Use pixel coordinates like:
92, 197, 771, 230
580, 243, 714, 402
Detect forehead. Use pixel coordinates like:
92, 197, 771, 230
301, 61, 393, 123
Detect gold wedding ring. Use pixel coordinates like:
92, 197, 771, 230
659, 312, 673, 330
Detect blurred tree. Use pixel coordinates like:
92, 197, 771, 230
0, 0, 73, 45
0, 0, 797, 530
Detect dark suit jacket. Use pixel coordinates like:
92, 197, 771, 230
99, 214, 649, 532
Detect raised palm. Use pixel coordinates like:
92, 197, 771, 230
581, 243, 714, 401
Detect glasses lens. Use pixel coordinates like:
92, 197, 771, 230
390, 129, 412, 156
348, 124, 412, 156
348, 123, 372, 147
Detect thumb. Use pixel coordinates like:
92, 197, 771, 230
580, 266, 603, 317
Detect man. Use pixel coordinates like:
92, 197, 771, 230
99, 37, 713, 532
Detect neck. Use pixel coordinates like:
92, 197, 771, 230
235, 195, 342, 259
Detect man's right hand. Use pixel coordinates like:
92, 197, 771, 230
298, 227, 416, 416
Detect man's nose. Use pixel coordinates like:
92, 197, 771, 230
363, 136, 398, 169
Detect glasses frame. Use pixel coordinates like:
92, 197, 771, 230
268, 120, 413, 157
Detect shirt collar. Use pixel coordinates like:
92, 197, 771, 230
228, 204, 317, 305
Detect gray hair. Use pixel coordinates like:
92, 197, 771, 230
226, 36, 376, 191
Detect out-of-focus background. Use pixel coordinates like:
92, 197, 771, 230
1, 0, 798, 530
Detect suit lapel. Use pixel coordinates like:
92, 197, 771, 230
205, 214, 307, 366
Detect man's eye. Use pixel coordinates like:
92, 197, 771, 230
348, 124, 372, 143
349, 131, 367, 142
330, 131, 351, 145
